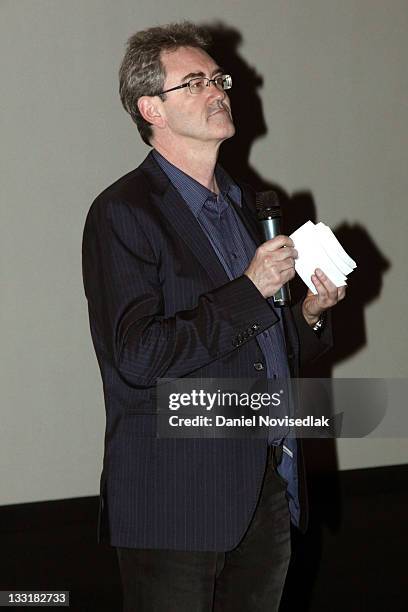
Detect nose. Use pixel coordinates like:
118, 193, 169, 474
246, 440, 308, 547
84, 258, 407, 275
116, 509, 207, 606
207, 80, 226, 101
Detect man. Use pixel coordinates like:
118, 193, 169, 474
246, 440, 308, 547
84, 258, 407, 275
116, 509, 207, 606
82, 22, 345, 611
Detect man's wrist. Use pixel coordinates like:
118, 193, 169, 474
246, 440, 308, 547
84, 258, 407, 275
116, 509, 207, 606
312, 312, 326, 333
301, 305, 320, 327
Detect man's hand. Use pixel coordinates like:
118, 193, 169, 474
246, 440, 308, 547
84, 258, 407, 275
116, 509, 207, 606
244, 236, 297, 299
302, 268, 346, 326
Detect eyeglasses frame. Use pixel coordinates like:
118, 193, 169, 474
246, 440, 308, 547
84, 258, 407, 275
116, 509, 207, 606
158, 74, 232, 97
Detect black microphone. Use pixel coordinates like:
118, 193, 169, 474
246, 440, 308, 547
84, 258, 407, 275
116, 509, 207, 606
256, 190, 291, 307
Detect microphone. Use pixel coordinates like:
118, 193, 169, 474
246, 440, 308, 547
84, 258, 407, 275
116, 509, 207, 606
256, 190, 291, 307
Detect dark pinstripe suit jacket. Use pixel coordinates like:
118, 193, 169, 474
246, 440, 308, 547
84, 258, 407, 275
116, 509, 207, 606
82, 151, 332, 551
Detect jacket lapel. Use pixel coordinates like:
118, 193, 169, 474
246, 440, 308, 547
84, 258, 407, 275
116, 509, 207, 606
231, 182, 263, 247
139, 152, 230, 287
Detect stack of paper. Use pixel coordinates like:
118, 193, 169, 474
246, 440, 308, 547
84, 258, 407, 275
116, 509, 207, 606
290, 221, 357, 294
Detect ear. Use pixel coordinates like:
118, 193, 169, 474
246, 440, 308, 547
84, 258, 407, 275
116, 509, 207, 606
137, 96, 166, 129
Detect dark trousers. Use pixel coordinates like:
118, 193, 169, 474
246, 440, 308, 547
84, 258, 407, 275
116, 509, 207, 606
117, 447, 291, 612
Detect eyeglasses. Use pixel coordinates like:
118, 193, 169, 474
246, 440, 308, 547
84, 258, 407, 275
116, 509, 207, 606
159, 74, 232, 96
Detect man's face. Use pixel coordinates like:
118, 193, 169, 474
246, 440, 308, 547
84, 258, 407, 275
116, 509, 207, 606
158, 46, 235, 147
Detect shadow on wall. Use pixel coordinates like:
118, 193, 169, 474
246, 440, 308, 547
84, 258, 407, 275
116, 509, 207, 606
205, 21, 390, 612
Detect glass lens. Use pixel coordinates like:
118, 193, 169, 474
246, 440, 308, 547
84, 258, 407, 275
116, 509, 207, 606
221, 75, 232, 90
213, 76, 225, 90
188, 77, 206, 94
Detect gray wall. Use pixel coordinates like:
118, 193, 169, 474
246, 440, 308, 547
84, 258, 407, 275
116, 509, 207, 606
1, 0, 407, 505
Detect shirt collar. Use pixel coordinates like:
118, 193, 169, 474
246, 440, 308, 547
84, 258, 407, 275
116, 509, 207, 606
152, 149, 242, 218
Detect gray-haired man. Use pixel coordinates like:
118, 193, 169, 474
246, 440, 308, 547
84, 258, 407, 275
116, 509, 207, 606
82, 21, 344, 611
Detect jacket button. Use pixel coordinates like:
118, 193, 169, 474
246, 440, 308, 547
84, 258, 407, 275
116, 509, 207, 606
252, 323, 260, 331
253, 362, 264, 371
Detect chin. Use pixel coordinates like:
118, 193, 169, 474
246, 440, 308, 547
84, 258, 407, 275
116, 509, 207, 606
210, 128, 234, 143
213, 116, 235, 139
221, 123, 236, 140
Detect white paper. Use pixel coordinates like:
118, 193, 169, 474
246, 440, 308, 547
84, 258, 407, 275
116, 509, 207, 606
315, 223, 356, 272
290, 221, 356, 294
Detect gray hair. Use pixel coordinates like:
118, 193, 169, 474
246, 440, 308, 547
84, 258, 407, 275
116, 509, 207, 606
119, 22, 211, 145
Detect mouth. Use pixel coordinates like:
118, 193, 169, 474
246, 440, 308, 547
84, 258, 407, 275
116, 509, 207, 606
208, 107, 231, 119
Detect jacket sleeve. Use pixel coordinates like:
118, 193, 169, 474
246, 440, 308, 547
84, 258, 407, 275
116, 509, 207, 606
82, 197, 279, 388
291, 300, 333, 367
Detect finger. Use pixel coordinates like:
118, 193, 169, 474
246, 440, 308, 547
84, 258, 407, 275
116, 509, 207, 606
279, 258, 296, 272
338, 286, 347, 300
267, 247, 298, 262
262, 235, 294, 251
315, 268, 336, 288
281, 266, 296, 283
264, 255, 295, 272
311, 273, 329, 298
314, 269, 338, 299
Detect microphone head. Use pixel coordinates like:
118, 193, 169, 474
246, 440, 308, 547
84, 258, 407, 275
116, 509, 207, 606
255, 190, 281, 220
